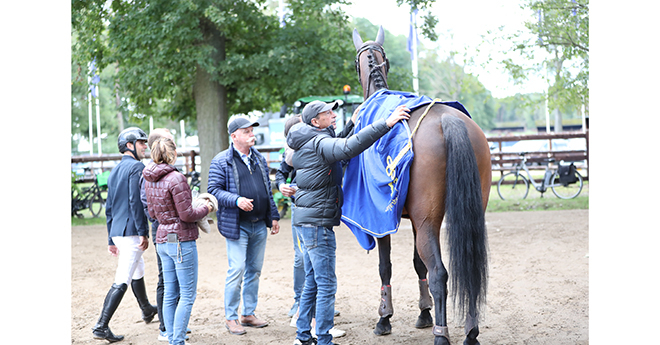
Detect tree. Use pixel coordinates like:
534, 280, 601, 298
484, 0, 588, 131
72, 0, 360, 191
418, 51, 495, 130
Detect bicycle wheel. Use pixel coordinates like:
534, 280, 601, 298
551, 171, 583, 199
88, 191, 104, 218
497, 172, 530, 200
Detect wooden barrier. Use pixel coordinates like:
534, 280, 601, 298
488, 131, 589, 181
72, 132, 589, 183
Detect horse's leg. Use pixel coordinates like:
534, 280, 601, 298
412, 229, 434, 329
406, 109, 450, 345
374, 235, 394, 336
414, 221, 450, 345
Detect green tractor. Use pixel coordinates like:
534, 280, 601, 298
292, 94, 364, 134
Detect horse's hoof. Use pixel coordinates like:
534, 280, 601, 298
374, 318, 392, 336
415, 309, 433, 328
434, 335, 450, 345
463, 326, 480, 345
374, 325, 391, 336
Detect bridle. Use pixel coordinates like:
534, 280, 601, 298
355, 43, 390, 98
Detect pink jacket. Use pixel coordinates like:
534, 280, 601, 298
142, 162, 207, 243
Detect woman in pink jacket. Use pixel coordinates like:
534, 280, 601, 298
143, 136, 211, 345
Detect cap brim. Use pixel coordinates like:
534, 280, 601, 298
321, 101, 339, 112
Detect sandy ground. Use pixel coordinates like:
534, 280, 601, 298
71, 209, 588, 345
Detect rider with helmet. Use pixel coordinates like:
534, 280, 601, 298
92, 127, 158, 343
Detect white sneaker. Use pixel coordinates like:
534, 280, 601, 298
311, 327, 346, 338
158, 331, 168, 341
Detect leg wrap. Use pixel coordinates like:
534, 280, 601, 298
378, 285, 394, 318
418, 279, 433, 311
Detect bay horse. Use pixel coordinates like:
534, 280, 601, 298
351, 26, 491, 345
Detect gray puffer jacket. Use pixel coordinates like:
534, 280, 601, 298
286, 119, 390, 227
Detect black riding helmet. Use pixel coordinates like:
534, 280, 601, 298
118, 127, 148, 159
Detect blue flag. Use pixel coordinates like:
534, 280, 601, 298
406, 9, 418, 60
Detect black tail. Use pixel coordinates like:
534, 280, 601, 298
441, 115, 488, 321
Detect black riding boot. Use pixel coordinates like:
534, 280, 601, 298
92, 283, 127, 343
131, 277, 158, 324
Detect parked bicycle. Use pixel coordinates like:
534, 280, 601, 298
188, 170, 201, 192
497, 152, 583, 200
71, 171, 109, 218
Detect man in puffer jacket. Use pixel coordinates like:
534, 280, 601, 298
207, 116, 280, 336
288, 100, 410, 345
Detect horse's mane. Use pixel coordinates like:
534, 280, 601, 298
358, 41, 389, 92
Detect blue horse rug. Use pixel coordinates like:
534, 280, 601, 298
341, 89, 470, 250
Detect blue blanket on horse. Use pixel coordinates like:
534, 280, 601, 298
341, 89, 470, 250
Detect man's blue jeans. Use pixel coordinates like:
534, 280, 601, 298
157, 240, 198, 345
224, 220, 268, 320
291, 207, 305, 307
295, 225, 337, 345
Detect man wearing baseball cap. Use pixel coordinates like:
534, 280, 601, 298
207, 116, 281, 336
288, 101, 410, 345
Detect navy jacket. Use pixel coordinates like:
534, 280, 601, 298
105, 155, 149, 245
207, 144, 280, 240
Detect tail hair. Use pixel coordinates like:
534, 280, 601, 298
441, 115, 489, 321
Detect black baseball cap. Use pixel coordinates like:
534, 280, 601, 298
228, 117, 259, 134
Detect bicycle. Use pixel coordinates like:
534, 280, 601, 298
496, 152, 583, 200
71, 171, 109, 218
188, 170, 201, 192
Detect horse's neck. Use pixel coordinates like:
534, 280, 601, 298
364, 86, 387, 100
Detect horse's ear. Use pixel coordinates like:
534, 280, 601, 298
375, 25, 385, 46
352, 28, 364, 51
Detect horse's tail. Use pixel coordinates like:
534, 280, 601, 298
441, 115, 488, 321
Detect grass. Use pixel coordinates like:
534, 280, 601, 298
486, 181, 589, 212
71, 179, 589, 226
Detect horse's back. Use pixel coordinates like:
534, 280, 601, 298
405, 104, 491, 219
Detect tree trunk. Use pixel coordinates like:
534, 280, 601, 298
194, 24, 228, 193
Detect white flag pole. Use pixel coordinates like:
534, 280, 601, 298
88, 62, 94, 156
180, 120, 186, 151
411, 8, 419, 95
95, 84, 102, 155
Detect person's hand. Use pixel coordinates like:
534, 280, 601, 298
138, 236, 149, 251
351, 103, 364, 124
108, 245, 118, 257
385, 105, 411, 128
270, 220, 280, 235
237, 196, 254, 212
279, 184, 296, 197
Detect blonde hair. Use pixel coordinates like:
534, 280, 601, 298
151, 137, 177, 165
148, 128, 172, 150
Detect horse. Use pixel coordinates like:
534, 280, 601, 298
351, 26, 492, 345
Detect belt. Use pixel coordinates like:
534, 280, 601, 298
241, 217, 263, 223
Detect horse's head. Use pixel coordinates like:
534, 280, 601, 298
353, 26, 389, 99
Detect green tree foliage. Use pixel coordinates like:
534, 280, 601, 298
72, 0, 361, 191
418, 51, 495, 130
485, 0, 588, 129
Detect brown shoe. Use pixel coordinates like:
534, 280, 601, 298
225, 319, 246, 335
240, 314, 269, 328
